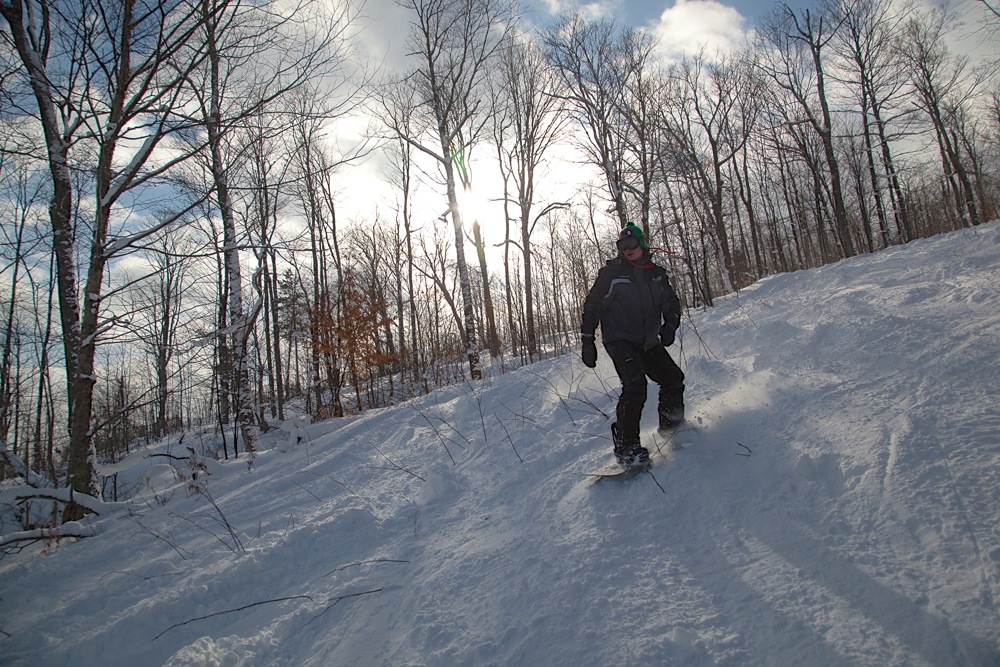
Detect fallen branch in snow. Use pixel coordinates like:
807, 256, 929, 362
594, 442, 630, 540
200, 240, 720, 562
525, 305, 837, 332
0, 485, 130, 520
154, 588, 385, 640
643, 469, 666, 493
322, 558, 409, 577
1, 447, 49, 488
494, 416, 524, 463
369, 442, 426, 482
153, 595, 315, 640
147, 452, 192, 462
305, 588, 384, 625
0, 522, 96, 549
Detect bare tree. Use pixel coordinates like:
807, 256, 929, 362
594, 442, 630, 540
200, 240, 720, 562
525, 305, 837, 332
899, 7, 986, 229
0, 163, 45, 462
289, 104, 343, 418
758, 4, 857, 258
415, 223, 466, 350
244, 110, 294, 423
491, 34, 568, 361
380, 80, 423, 387
187, 0, 364, 449
659, 51, 757, 293
124, 235, 195, 440
2, 0, 227, 509
545, 15, 634, 230
393, 0, 518, 380
830, 0, 914, 246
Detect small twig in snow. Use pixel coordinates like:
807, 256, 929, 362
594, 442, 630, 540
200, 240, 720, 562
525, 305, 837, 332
410, 406, 458, 465
322, 559, 409, 577
370, 442, 426, 482
644, 468, 666, 493
494, 416, 524, 463
466, 381, 489, 444
154, 595, 315, 640
306, 588, 384, 625
128, 517, 193, 560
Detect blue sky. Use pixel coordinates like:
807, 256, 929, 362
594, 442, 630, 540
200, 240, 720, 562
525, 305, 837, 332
516, 0, 771, 61
523, 0, 783, 30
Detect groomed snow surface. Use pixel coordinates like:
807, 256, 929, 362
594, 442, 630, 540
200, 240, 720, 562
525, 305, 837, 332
2, 222, 999, 666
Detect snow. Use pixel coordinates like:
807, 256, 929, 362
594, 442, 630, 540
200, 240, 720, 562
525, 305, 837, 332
3, 223, 1000, 666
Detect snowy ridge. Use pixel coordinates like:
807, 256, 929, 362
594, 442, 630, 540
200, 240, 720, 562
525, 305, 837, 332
2, 223, 999, 665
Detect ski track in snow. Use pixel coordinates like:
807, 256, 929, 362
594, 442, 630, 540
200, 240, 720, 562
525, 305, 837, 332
2, 223, 1000, 666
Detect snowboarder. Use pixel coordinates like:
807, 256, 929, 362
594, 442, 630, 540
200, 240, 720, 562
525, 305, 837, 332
580, 224, 685, 465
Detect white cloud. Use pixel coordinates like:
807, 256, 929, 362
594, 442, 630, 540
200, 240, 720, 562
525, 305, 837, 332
533, 0, 622, 20
650, 0, 750, 61
579, 0, 621, 19
348, 0, 417, 73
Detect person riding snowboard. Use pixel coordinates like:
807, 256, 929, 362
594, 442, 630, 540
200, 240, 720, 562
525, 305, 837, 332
580, 223, 685, 465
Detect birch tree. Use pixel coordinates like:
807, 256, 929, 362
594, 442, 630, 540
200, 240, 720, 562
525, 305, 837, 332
1, 0, 222, 510
395, 0, 518, 380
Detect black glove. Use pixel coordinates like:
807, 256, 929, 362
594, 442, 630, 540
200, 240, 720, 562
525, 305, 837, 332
581, 336, 597, 368
659, 326, 676, 348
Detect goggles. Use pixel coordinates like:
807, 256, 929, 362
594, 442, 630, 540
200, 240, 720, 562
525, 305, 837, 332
616, 235, 641, 252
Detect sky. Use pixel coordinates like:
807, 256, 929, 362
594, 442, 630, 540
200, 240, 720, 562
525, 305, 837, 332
333, 0, 995, 256
539, 0, 758, 54
2, 220, 998, 665
333, 0, 768, 235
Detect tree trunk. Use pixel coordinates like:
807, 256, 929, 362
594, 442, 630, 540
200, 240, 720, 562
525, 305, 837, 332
472, 220, 501, 357
204, 11, 260, 454
443, 157, 483, 379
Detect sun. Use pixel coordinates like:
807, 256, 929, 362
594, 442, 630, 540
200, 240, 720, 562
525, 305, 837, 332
457, 182, 490, 225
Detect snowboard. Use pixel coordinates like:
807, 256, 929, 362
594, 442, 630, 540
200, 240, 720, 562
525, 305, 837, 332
584, 460, 651, 479
585, 418, 701, 479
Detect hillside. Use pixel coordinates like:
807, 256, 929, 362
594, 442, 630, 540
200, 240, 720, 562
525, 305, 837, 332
2, 222, 999, 666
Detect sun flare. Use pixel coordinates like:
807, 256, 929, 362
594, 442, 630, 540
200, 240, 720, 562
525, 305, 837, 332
457, 183, 489, 224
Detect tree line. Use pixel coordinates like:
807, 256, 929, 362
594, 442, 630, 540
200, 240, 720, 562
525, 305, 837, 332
0, 0, 997, 525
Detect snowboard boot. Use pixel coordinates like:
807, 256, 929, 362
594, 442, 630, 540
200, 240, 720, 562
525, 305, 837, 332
612, 422, 650, 466
657, 405, 686, 435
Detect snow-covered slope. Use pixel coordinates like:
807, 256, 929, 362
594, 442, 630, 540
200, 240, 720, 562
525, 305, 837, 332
3, 223, 999, 666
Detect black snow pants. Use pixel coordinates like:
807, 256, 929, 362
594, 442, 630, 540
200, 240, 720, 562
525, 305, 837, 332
604, 340, 685, 445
